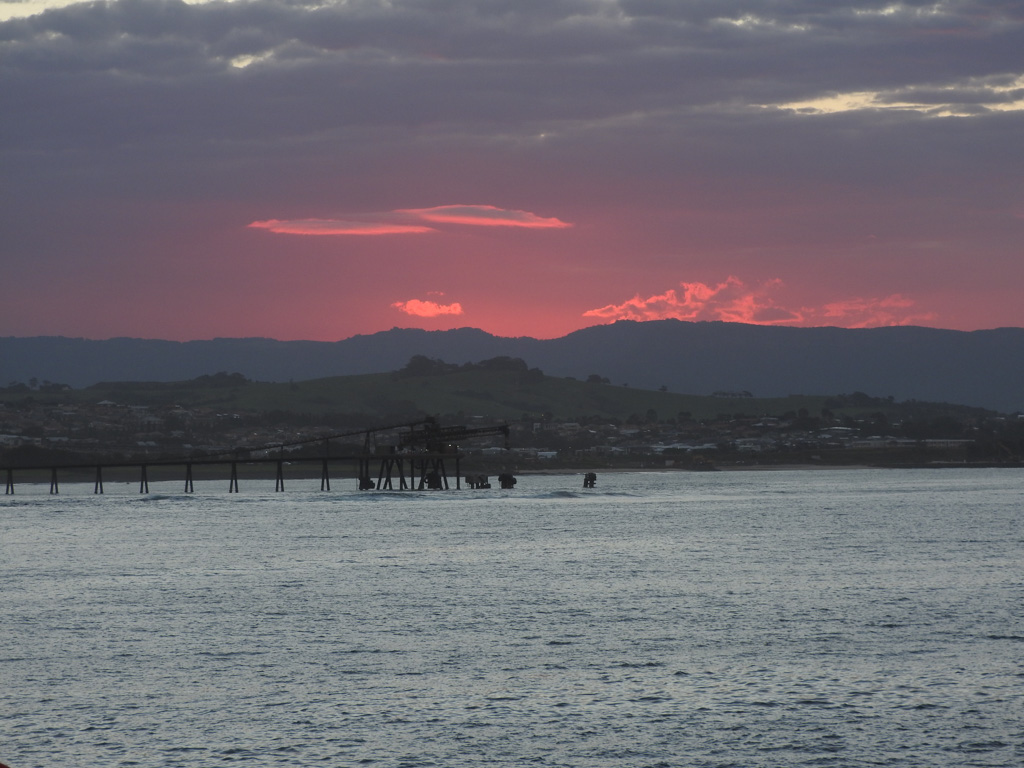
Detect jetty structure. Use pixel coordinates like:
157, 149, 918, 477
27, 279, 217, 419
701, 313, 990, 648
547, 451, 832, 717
3, 417, 511, 495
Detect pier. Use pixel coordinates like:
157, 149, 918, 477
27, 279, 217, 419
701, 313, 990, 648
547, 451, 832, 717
3, 418, 511, 495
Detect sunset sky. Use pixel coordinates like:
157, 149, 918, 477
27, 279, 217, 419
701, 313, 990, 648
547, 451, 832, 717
2, 0, 1022, 341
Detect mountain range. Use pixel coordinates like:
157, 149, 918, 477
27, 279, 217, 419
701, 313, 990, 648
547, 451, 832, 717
3, 321, 1023, 412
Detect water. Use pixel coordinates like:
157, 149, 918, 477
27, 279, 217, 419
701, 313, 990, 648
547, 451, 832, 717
2, 468, 1022, 767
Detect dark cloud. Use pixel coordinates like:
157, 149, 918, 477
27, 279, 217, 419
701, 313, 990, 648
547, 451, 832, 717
4, 1, 1021, 142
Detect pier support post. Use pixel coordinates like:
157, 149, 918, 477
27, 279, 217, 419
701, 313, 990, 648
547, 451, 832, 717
320, 459, 330, 491
376, 456, 410, 490
50, 467, 59, 494
94, 466, 104, 494
229, 462, 239, 493
139, 465, 149, 494
184, 463, 194, 493
358, 457, 376, 490
275, 460, 285, 492
5, 468, 13, 495
416, 458, 447, 490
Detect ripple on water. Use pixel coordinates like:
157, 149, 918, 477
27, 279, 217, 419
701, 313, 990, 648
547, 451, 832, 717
2, 469, 1023, 767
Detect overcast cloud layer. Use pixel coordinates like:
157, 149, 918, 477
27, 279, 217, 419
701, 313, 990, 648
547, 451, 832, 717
2, 0, 1022, 340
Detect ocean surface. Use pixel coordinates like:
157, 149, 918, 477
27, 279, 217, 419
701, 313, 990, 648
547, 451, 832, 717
2, 468, 1022, 767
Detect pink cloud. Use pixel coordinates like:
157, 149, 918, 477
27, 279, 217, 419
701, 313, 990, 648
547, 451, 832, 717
821, 295, 936, 328
397, 204, 573, 229
583, 277, 934, 328
392, 298, 465, 317
248, 219, 434, 235
583, 277, 794, 324
248, 205, 571, 237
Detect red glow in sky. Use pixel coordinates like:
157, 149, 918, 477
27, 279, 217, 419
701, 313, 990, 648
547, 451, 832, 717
2, 1, 1023, 341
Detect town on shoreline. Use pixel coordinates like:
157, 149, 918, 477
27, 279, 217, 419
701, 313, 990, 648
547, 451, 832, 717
3, 395, 1021, 479
4, 362, 1023, 476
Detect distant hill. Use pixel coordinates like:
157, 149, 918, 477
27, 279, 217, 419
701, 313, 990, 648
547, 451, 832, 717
0, 361, 822, 423
3, 321, 1024, 412
0, 358, 997, 429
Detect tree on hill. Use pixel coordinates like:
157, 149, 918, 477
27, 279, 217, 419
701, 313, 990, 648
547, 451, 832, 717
396, 355, 540, 379
192, 372, 249, 388
395, 355, 460, 377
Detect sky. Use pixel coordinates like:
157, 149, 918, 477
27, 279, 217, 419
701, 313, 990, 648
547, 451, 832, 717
2, 0, 1022, 341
